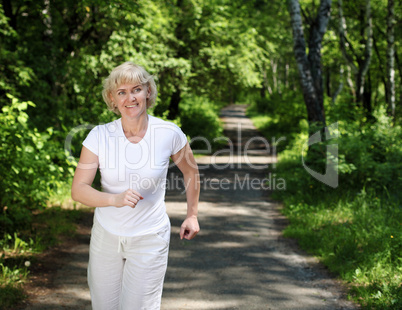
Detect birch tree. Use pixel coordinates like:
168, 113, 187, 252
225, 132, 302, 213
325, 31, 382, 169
386, 0, 396, 119
287, 0, 332, 132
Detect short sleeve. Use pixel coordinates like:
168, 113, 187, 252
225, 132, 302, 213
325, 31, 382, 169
171, 125, 188, 155
82, 126, 99, 156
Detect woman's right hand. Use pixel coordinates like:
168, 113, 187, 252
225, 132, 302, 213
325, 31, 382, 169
112, 189, 143, 208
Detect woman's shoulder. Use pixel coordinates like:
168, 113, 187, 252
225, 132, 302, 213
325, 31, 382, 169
87, 118, 121, 137
148, 115, 181, 130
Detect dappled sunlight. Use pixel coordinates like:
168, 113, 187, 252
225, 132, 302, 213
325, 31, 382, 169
161, 105, 355, 309
162, 298, 240, 310
208, 241, 246, 248
20, 105, 356, 309
1, 0, 398, 308
195, 155, 276, 165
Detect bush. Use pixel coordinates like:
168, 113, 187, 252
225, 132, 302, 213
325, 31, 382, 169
249, 94, 402, 309
270, 104, 402, 197
338, 107, 402, 193
179, 96, 225, 152
247, 93, 306, 150
0, 94, 71, 234
0, 207, 88, 310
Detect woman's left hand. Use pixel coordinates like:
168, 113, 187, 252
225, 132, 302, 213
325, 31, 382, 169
180, 215, 200, 240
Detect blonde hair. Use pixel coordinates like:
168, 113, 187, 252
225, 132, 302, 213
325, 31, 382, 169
102, 62, 157, 115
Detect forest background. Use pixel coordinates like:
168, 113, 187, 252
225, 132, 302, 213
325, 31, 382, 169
0, 0, 401, 309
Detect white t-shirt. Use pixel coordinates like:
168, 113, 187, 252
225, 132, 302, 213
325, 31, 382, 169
82, 115, 187, 236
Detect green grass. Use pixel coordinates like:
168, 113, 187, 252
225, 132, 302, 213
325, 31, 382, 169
280, 187, 401, 308
0, 205, 90, 309
248, 103, 402, 309
0, 261, 28, 310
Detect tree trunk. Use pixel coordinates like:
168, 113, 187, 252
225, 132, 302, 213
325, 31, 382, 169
386, 0, 395, 119
338, 0, 357, 74
2, 0, 17, 30
363, 70, 373, 119
373, 34, 388, 104
395, 51, 402, 85
260, 87, 266, 99
346, 65, 356, 98
326, 68, 331, 97
338, 0, 372, 108
271, 59, 278, 92
285, 62, 289, 88
332, 65, 344, 104
262, 67, 273, 96
287, 0, 331, 131
357, 0, 373, 107
167, 0, 185, 118
337, 0, 355, 100
169, 89, 181, 120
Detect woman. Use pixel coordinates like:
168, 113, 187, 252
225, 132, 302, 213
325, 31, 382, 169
71, 62, 200, 310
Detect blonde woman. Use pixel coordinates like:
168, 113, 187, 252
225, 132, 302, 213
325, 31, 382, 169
71, 62, 200, 309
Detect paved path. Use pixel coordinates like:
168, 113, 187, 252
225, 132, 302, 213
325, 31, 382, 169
23, 104, 357, 310
161, 105, 356, 310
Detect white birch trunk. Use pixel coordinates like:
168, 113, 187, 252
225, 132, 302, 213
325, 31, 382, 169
386, 0, 396, 118
287, 0, 331, 128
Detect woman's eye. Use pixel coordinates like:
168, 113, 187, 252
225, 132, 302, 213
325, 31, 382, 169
118, 91, 125, 96
134, 88, 141, 93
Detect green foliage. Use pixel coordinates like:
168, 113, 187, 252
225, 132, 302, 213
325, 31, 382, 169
250, 90, 402, 309
282, 190, 401, 309
0, 233, 35, 255
0, 4, 35, 101
247, 92, 306, 151
179, 96, 225, 152
0, 95, 71, 234
0, 207, 89, 309
327, 105, 402, 194
0, 263, 27, 310
0, 0, 401, 308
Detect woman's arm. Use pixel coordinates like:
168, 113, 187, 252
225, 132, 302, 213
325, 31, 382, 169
71, 146, 143, 208
171, 142, 200, 240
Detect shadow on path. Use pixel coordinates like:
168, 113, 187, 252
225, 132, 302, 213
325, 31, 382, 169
21, 104, 357, 310
162, 104, 357, 310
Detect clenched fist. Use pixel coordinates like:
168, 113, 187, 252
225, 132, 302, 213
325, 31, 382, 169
112, 189, 143, 208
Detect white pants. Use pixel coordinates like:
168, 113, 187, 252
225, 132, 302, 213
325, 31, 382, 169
88, 217, 170, 310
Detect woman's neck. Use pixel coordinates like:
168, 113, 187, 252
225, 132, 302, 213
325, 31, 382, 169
121, 113, 148, 140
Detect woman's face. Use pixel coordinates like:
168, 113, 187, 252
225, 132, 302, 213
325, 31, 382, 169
110, 83, 150, 119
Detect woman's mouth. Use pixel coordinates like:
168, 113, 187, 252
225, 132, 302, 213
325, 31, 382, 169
125, 104, 138, 108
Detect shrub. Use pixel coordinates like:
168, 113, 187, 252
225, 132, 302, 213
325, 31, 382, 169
247, 93, 306, 150
179, 96, 225, 152
249, 96, 402, 309
0, 94, 71, 234
336, 107, 402, 193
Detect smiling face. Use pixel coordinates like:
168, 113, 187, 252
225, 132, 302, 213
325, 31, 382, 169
109, 83, 150, 119
102, 62, 158, 115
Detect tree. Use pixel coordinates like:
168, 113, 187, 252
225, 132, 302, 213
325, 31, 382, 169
287, 0, 332, 132
164, 0, 267, 117
338, 0, 373, 115
386, 0, 396, 119
248, 0, 294, 99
